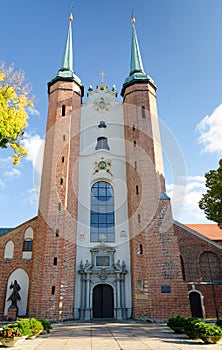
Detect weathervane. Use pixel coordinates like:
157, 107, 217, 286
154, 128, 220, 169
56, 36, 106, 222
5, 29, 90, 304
69, 5, 73, 21
130, 8, 135, 24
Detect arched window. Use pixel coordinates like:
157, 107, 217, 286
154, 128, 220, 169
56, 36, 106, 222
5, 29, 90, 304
4, 240, 14, 259
95, 137, 110, 151
22, 227, 34, 260
62, 105, 66, 116
90, 181, 115, 242
141, 105, 146, 118
200, 251, 222, 281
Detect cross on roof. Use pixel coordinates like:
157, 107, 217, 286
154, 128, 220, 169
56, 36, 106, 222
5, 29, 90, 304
99, 70, 106, 83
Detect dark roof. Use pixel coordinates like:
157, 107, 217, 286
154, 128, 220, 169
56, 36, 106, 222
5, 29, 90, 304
0, 228, 13, 236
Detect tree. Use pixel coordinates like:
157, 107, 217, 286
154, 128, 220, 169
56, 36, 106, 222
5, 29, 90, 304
199, 159, 222, 228
0, 63, 34, 164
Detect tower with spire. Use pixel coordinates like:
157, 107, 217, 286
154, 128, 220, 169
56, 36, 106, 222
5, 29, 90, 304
121, 16, 189, 319
35, 12, 84, 319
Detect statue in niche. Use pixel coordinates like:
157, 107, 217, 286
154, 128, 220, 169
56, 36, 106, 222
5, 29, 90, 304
7, 280, 21, 308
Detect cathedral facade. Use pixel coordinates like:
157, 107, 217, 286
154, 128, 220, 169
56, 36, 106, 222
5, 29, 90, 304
1, 15, 222, 322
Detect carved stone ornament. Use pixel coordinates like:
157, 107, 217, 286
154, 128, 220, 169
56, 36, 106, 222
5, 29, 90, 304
94, 97, 111, 112
98, 268, 108, 280
93, 158, 113, 176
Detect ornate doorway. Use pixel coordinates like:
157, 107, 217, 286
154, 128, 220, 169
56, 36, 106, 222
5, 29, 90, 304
189, 291, 204, 318
93, 284, 114, 318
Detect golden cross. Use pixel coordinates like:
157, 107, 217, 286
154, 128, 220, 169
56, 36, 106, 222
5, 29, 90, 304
99, 70, 106, 83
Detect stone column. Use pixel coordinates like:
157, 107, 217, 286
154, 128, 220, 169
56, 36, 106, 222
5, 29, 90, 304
116, 272, 122, 320
84, 273, 91, 320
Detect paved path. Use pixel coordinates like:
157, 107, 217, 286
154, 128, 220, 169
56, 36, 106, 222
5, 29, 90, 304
1, 322, 222, 350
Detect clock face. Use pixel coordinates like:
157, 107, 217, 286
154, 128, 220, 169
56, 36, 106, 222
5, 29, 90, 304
98, 161, 106, 169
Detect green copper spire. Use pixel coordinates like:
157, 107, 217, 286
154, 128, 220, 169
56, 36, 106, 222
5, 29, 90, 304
130, 16, 145, 75
60, 12, 73, 72
121, 16, 149, 93
48, 12, 82, 88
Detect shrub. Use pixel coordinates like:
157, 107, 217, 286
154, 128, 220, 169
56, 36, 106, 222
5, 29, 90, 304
183, 317, 202, 339
16, 319, 32, 337
167, 315, 186, 333
216, 318, 222, 328
0, 320, 32, 338
193, 321, 222, 344
39, 319, 52, 333
0, 324, 21, 338
28, 318, 43, 336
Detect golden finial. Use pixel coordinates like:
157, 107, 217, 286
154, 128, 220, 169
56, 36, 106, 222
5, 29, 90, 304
69, 5, 73, 21
131, 9, 135, 24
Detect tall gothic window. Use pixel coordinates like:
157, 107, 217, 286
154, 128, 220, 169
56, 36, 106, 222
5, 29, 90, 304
90, 181, 115, 242
200, 251, 222, 281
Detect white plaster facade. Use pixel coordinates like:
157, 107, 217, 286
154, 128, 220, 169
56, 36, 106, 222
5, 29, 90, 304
74, 85, 132, 319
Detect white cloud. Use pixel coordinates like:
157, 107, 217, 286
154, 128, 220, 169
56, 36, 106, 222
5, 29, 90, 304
22, 133, 44, 202
196, 104, 222, 153
26, 106, 40, 117
0, 179, 5, 189
22, 133, 45, 174
166, 175, 208, 223
0, 156, 13, 168
4, 168, 21, 177
22, 188, 39, 205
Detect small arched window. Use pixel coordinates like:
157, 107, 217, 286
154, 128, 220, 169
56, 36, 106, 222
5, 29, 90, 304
141, 106, 146, 118
4, 241, 14, 259
24, 227, 34, 239
90, 181, 115, 242
23, 227, 34, 259
95, 137, 110, 151
62, 105, 66, 117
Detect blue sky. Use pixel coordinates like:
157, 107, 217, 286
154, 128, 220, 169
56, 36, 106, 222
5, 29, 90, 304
0, 0, 222, 227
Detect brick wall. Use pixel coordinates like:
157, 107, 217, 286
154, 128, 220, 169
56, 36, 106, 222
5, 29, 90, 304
122, 81, 189, 320
175, 222, 222, 318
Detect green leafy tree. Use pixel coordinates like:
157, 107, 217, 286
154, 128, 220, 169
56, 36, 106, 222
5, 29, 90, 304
199, 159, 222, 228
0, 62, 34, 164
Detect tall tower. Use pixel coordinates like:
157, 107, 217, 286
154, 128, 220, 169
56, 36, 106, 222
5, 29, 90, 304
33, 13, 83, 320
121, 17, 189, 319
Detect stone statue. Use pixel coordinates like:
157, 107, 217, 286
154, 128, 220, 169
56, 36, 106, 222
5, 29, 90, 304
7, 280, 21, 308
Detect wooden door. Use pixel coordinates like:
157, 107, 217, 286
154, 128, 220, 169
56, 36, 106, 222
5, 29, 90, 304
93, 284, 114, 318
